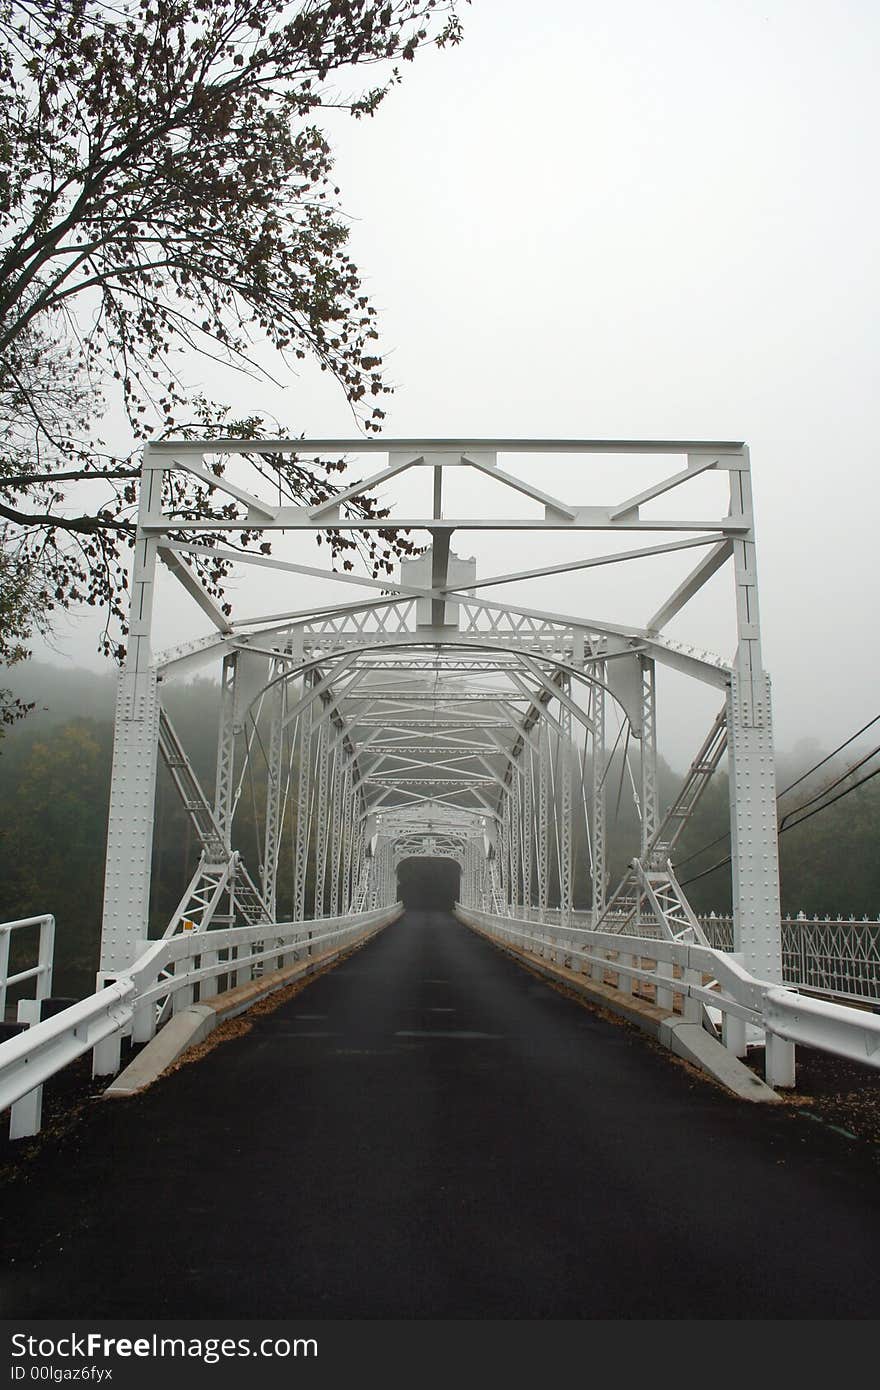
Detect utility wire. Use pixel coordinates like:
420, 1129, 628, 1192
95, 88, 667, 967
679, 760, 880, 888
777, 713, 880, 800
778, 743, 880, 828
674, 714, 880, 873
778, 762, 880, 834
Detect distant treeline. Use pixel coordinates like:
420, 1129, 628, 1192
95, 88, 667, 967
0, 662, 877, 997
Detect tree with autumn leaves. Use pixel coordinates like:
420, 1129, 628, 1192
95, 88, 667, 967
0, 0, 464, 702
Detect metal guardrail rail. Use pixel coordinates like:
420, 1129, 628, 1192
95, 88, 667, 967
515, 907, 880, 1004
457, 906, 880, 1086
3, 903, 879, 1140
0, 905, 400, 1140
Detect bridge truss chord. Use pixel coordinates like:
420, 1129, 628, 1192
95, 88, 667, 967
96, 438, 784, 989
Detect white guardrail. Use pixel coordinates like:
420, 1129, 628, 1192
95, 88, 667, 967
457, 907, 880, 1088
0, 914, 55, 1018
0, 905, 400, 1140
516, 907, 880, 1005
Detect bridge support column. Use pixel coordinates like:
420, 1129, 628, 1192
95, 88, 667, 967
727, 670, 783, 982
100, 448, 162, 976
727, 455, 784, 984
591, 670, 607, 925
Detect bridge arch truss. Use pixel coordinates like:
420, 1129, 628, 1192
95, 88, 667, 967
98, 439, 783, 986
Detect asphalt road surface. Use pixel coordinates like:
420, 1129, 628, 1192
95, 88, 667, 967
4, 909, 880, 1318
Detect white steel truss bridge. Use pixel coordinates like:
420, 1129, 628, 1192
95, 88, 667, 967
3, 439, 879, 1139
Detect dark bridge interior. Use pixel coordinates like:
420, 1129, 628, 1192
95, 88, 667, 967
396, 857, 461, 911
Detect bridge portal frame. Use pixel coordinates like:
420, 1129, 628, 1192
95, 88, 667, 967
98, 439, 783, 988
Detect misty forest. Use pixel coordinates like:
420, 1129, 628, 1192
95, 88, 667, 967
0, 661, 876, 999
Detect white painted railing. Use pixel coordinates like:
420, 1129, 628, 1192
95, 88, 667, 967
120, 907, 400, 1055
0, 914, 55, 1019
0, 982, 135, 1139
457, 906, 880, 1086
0, 905, 400, 1140
700, 913, 880, 1004
487, 905, 880, 1005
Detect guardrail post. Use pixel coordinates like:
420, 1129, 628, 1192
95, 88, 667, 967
765, 1031, 796, 1087
92, 1033, 122, 1077
655, 959, 674, 1012
618, 952, 632, 996
9, 1087, 42, 1140
236, 942, 253, 987
172, 957, 194, 1013
132, 999, 156, 1044
682, 967, 702, 1023
722, 1015, 746, 1057
200, 951, 219, 1000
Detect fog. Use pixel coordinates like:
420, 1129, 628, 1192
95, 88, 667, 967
27, 0, 879, 768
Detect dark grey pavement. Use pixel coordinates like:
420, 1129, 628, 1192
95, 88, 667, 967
3, 910, 880, 1318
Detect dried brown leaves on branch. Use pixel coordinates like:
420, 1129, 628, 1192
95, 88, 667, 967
0, 0, 463, 679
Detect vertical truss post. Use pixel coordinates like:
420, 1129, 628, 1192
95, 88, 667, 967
329, 741, 343, 917
499, 795, 511, 910
559, 684, 573, 924
293, 675, 313, 923
522, 748, 533, 911
509, 770, 521, 912
214, 651, 238, 848
351, 813, 365, 910
261, 664, 286, 922
639, 656, 658, 857
100, 445, 162, 975
727, 452, 785, 986
313, 705, 330, 918
591, 668, 607, 926
538, 723, 550, 914
342, 760, 354, 912
368, 845, 380, 910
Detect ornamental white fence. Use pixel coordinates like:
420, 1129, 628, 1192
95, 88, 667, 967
700, 914, 880, 1004
516, 907, 880, 1006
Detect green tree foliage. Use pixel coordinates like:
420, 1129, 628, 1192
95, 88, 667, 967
0, 718, 112, 994
0, 0, 462, 666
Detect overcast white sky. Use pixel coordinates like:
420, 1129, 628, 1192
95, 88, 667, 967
36, 0, 879, 767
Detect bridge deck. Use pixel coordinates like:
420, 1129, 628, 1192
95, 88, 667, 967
4, 910, 880, 1318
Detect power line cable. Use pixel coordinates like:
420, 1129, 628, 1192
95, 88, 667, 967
779, 743, 880, 827
674, 713, 880, 872
778, 762, 880, 834
776, 713, 880, 800
678, 760, 880, 888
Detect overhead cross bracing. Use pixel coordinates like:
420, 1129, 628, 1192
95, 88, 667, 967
98, 439, 784, 995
